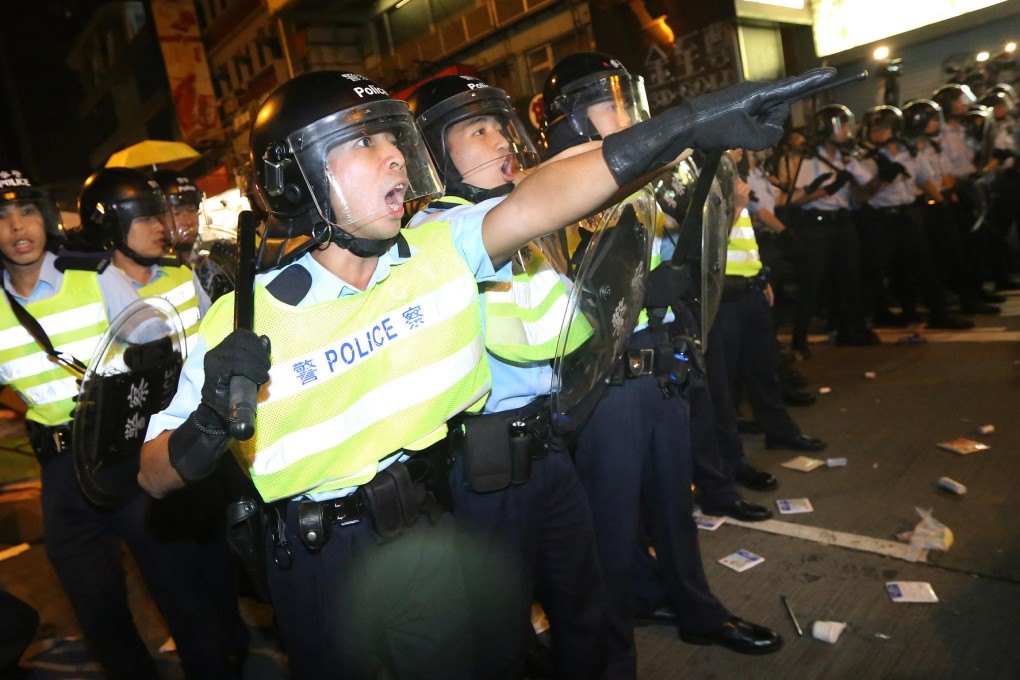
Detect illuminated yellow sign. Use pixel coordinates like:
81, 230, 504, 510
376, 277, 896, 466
735, 0, 812, 24
812, 0, 1007, 56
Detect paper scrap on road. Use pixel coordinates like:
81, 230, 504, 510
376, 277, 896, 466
886, 581, 938, 603
937, 437, 989, 455
694, 514, 726, 531
781, 456, 825, 472
777, 498, 814, 514
718, 549, 764, 572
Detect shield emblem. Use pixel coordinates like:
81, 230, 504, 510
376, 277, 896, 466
550, 188, 658, 433
73, 297, 188, 507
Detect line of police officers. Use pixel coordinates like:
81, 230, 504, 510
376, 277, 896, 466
770, 81, 1019, 356
0, 58, 843, 679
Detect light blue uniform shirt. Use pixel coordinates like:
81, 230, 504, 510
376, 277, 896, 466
866, 144, 934, 208
794, 146, 870, 211
938, 123, 977, 177
145, 203, 506, 498
409, 197, 540, 413
747, 167, 777, 215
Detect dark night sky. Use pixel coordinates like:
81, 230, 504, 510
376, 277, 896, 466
0, 0, 110, 192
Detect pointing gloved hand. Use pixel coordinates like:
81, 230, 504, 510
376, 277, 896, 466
602, 68, 837, 187
823, 170, 852, 195
168, 329, 271, 482
805, 172, 833, 194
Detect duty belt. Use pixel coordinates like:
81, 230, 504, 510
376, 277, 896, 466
870, 205, 907, 215
802, 209, 847, 223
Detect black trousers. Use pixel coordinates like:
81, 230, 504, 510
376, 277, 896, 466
920, 200, 983, 307
859, 205, 948, 319
0, 590, 38, 674
574, 333, 730, 680
39, 449, 246, 680
449, 448, 608, 680
266, 494, 472, 680
792, 210, 864, 347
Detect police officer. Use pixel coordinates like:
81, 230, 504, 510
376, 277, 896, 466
857, 106, 973, 329
979, 88, 1020, 290
789, 104, 874, 354
138, 66, 830, 678
153, 169, 203, 262
406, 74, 608, 679
542, 53, 783, 678
0, 167, 244, 679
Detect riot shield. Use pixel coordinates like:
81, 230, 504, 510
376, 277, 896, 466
701, 155, 737, 338
190, 228, 238, 303
73, 297, 187, 507
550, 188, 657, 433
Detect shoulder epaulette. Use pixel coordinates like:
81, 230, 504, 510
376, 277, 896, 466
53, 251, 111, 273
265, 265, 312, 306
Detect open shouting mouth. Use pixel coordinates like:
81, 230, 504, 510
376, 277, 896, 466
385, 182, 407, 216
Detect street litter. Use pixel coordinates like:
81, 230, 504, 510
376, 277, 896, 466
886, 581, 939, 603
937, 437, 989, 455
718, 549, 764, 572
896, 507, 953, 551
812, 620, 847, 643
937, 476, 967, 495
977, 424, 995, 435
863, 371, 876, 379
694, 514, 726, 531
819, 386, 832, 394
776, 498, 813, 514
780, 595, 803, 636
781, 456, 825, 472
826, 457, 847, 467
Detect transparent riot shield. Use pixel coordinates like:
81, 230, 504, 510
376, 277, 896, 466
73, 297, 187, 507
701, 155, 737, 338
550, 188, 658, 433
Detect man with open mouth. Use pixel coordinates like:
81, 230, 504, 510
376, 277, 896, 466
138, 66, 837, 678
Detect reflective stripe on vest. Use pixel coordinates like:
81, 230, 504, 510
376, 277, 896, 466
483, 245, 584, 362
139, 266, 200, 352
0, 270, 108, 425
725, 209, 762, 278
200, 221, 490, 502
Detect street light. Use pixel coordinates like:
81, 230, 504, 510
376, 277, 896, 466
1005, 42, 1017, 53
873, 46, 890, 61
976, 51, 990, 62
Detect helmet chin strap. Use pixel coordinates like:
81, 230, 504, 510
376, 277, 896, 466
117, 244, 162, 267
444, 167, 514, 204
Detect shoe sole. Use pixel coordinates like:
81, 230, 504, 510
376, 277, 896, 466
678, 633, 784, 655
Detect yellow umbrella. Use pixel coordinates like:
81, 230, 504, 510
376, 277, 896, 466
105, 140, 199, 169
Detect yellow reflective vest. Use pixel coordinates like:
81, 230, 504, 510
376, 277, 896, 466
0, 270, 108, 426
200, 221, 490, 502
139, 265, 200, 350
725, 209, 763, 278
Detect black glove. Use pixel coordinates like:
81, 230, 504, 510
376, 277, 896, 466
602, 68, 837, 187
805, 172, 833, 194
874, 153, 908, 183
168, 330, 271, 482
824, 170, 852, 195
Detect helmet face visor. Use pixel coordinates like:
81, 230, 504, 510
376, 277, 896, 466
0, 189, 64, 242
116, 193, 176, 258
429, 93, 539, 189
561, 73, 649, 137
289, 99, 442, 230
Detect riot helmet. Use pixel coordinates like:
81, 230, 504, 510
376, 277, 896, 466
153, 169, 203, 254
250, 71, 442, 258
861, 105, 904, 143
931, 84, 976, 120
75, 167, 174, 265
540, 52, 649, 157
978, 90, 1014, 119
987, 83, 1017, 109
407, 75, 538, 202
962, 105, 995, 160
0, 168, 65, 261
902, 99, 944, 138
813, 104, 856, 143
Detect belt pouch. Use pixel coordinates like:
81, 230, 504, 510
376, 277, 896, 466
225, 497, 270, 600
461, 413, 513, 493
361, 462, 418, 540
297, 500, 328, 551
509, 423, 532, 485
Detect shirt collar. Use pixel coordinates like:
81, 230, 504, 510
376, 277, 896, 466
3, 251, 60, 303
296, 236, 417, 303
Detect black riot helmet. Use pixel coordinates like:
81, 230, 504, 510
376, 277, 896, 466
987, 83, 1017, 108
931, 83, 976, 120
540, 51, 649, 158
250, 71, 442, 259
861, 105, 904, 141
406, 75, 539, 203
75, 167, 172, 265
153, 170, 202, 211
962, 105, 995, 160
813, 104, 856, 143
978, 90, 1013, 118
0, 167, 65, 251
902, 99, 944, 138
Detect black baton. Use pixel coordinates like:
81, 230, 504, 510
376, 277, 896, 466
228, 210, 258, 441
